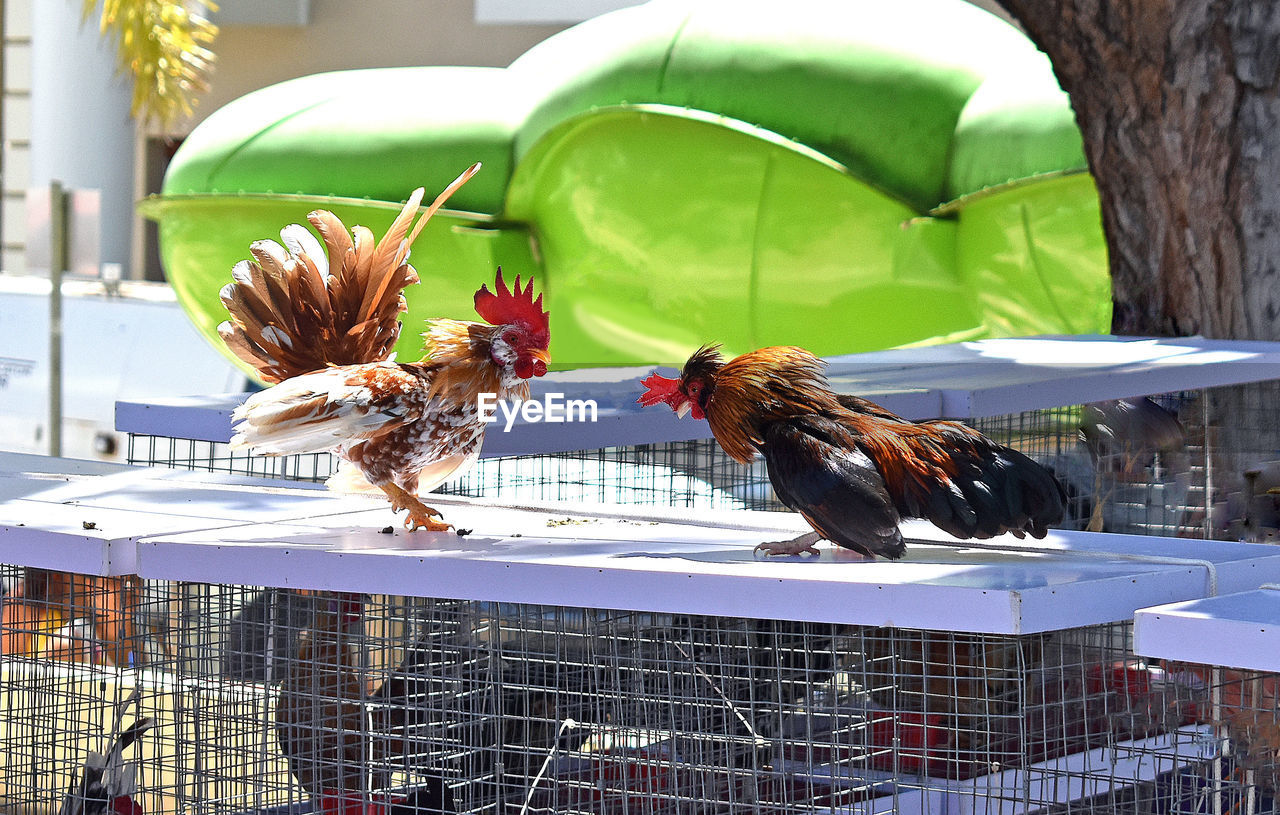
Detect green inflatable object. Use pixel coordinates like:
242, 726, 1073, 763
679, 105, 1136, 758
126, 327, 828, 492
143, 0, 1109, 377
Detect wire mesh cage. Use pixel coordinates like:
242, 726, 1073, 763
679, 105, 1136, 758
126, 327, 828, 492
124, 436, 758, 512
126, 380, 1280, 540
1, 565, 1259, 815
970, 393, 1203, 539
0, 566, 152, 814
1130, 586, 1280, 815
1133, 664, 1280, 815
93, 340, 1280, 812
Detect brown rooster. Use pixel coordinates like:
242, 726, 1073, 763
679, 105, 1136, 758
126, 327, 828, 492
274, 592, 372, 805
639, 345, 1067, 558
221, 164, 550, 531
274, 593, 457, 814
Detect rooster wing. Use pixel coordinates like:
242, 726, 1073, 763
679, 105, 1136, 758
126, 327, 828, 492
230, 362, 429, 456
761, 416, 906, 559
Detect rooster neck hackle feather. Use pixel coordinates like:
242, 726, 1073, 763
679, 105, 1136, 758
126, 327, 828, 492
419, 319, 530, 403
706, 346, 843, 463
706, 346, 981, 481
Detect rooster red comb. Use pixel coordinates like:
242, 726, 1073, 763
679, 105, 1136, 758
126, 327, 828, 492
474, 267, 549, 345
638, 371, 684, 409
110, 796, 143, 815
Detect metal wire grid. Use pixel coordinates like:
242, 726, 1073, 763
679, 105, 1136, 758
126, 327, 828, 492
0, 566, 152, 814
124, 436, 757, 511
1136, 664, 1280, 815
127, 381, 1280, 539
125, 434, 338, 484
2, 569, 1262, 814
969, 394, 1207, 538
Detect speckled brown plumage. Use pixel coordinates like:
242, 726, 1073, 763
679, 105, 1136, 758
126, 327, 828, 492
219, 165, 551, 531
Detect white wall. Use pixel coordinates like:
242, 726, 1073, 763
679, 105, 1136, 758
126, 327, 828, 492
30, 1, 135, 274
0, 278, 245, 460
174, 0, 574, 135
3, 0, 32, 275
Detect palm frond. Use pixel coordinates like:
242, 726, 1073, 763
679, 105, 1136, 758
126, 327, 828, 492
84, 0, 219, 128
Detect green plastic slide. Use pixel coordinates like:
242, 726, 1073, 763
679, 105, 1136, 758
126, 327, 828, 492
141, 0, 1109, 376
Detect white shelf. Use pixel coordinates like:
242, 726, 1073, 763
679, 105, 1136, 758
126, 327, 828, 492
113, 373, 719, 452
7, 454, 1280, 633
115, 471, 1280, 633
1135, 588, 1280, 671
115, 335, 1280, 451
825, 334, 1280, 418
0, 451, 339, 576
816, 725, 1218, 815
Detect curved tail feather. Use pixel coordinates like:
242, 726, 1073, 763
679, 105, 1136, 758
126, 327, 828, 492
899, 427, 1067, 540
842, 412, 1068, 542
218, 165, 480, 383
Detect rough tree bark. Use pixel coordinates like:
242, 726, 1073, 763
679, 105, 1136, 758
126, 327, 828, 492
994, 1, 1280, 340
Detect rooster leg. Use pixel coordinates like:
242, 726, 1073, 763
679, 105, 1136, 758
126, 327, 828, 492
754, 531, 823, 557
378, 483, 454, 533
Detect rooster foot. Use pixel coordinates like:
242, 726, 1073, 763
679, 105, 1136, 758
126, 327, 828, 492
403, 508, 454, 533
754, 531, 822, 557
381, 483, 455, 533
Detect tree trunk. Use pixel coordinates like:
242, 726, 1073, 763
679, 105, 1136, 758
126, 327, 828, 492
994, 1, 1280, 340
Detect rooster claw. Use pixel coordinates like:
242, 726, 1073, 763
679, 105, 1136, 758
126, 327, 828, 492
754, 531, 822, 558
380, 482, 456, 533
403, 511, 454, 533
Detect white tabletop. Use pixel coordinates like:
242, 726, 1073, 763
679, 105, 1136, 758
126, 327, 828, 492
130, 487, 1280, 634
7, 454, 1280, 633
0, 451, 327, 576
825, 334, 1280, 417
1134, 587, 1280, 671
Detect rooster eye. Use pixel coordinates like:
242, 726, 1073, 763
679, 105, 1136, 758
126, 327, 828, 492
502, 331, 518, 345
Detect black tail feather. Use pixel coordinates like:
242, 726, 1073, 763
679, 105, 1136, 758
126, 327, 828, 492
919, 439, 1067, 541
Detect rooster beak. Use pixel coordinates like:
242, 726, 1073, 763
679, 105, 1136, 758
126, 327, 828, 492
674, 401, 693, 419
528, 348, 551, 365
